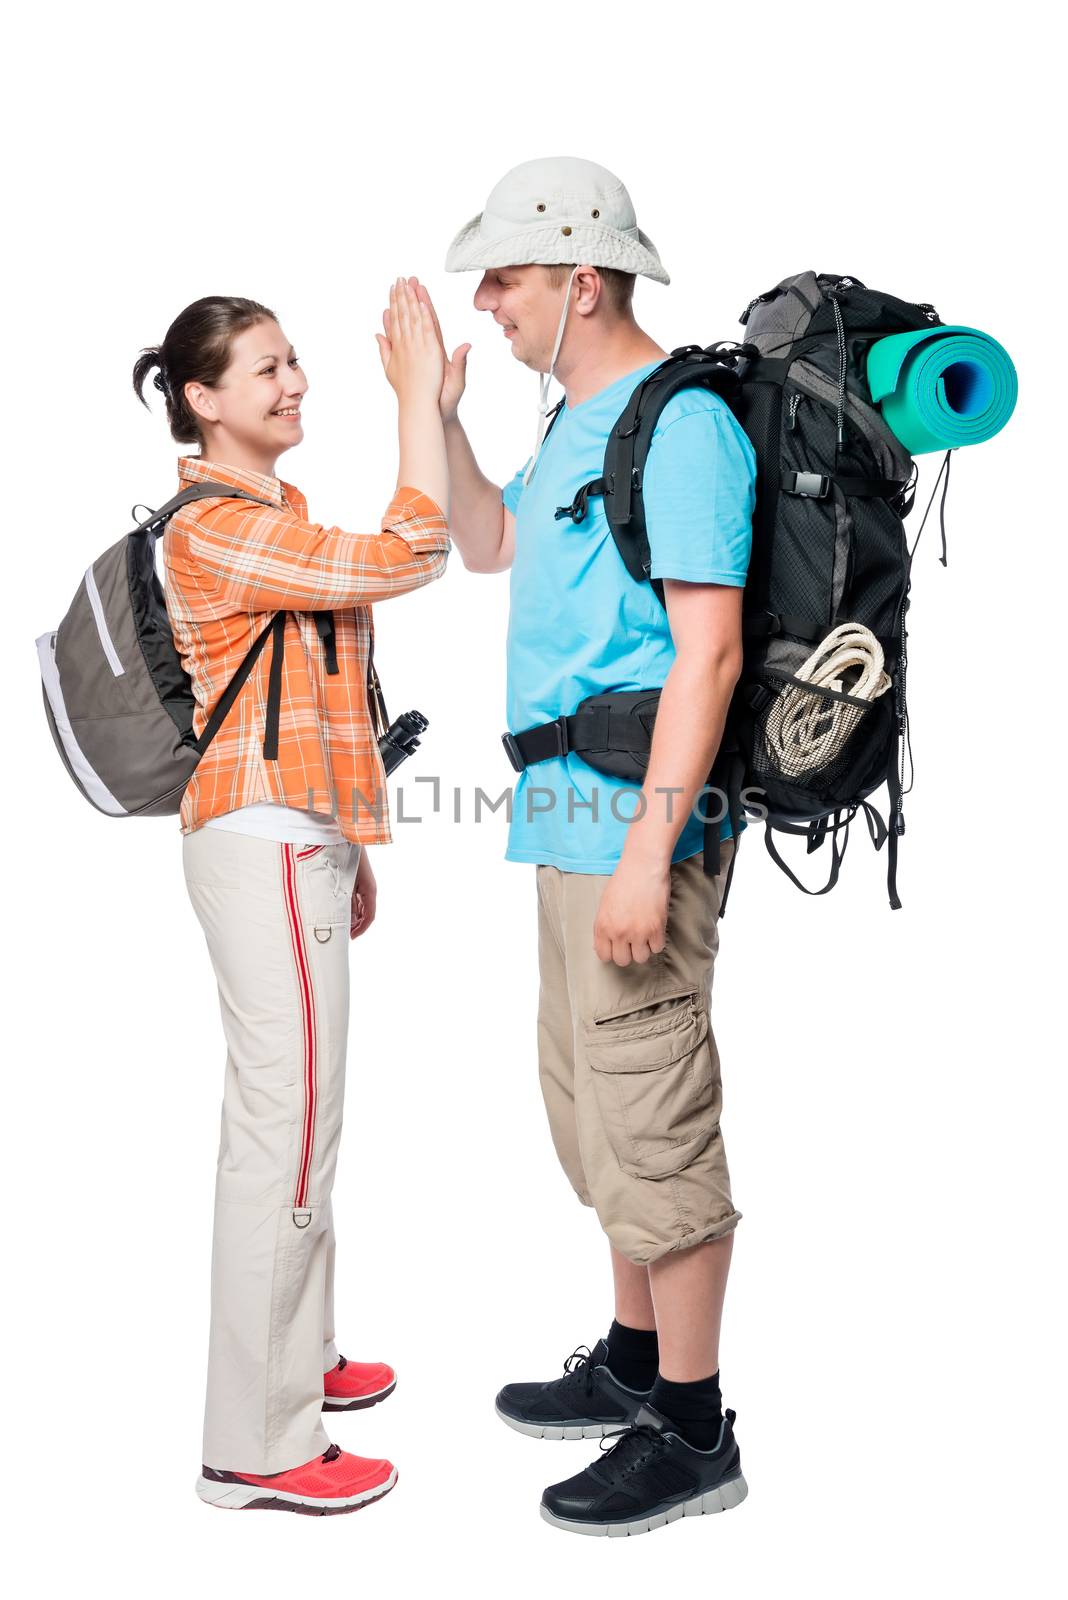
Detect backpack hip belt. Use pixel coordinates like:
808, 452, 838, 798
502, 692, 660, 776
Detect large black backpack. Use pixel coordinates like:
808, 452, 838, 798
519, 271, 949, 910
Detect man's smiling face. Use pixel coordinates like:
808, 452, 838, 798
472, 265, 570, 374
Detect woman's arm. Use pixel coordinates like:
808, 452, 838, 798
175, 490, 449, 612
175, 280, 452, 613
379, 278, 449, 512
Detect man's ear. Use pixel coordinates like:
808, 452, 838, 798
573, 265, 604, 317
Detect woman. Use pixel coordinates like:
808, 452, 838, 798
133, 284, 448, 1514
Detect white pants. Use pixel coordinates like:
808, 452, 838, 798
183, 828, 361, 1473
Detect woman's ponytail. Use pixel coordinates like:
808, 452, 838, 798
133, 296, 277, 448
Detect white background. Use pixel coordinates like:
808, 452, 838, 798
6, 3, 1063, 1596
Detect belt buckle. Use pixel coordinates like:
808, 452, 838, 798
501, 732, 524, 773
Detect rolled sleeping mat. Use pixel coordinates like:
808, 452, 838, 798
866, 325, 1018, 455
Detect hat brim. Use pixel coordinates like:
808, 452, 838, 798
444, 216, 669, 285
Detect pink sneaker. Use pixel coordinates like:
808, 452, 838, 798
197, 1443, 396, 1515
324, 1354, 397, 1412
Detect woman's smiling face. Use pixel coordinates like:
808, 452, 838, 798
185, 319, 308, 463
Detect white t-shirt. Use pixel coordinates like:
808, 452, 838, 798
202, 804, 345, 846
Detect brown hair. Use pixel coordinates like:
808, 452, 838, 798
133, 295, 278, 445
545, 263, 636, 315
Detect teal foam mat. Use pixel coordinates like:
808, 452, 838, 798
866, 325, 1017, 455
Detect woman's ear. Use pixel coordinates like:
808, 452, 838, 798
185, 381, 217, 425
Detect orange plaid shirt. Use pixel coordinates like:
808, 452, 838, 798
162, 456, 450, 845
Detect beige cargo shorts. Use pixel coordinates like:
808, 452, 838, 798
535, 840, 740, 1265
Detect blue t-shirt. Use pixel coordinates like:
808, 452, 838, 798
503, 360, 756, 873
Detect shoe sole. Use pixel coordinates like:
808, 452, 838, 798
323, 1378, 397, 1413
495, 1405, 625, 1440
540, 1472, 748, 1537
196, 1465, 398, 1515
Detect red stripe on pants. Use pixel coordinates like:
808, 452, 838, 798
281, 844, 317, 1211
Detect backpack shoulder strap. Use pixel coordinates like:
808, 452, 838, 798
128, 482, 288, 763
191, 611, 285, 760
554, 346, 745, 605
129, 481, 274, 534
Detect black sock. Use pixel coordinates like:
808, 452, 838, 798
648, 1370, 724, 1451
604, 1320, 659, 1392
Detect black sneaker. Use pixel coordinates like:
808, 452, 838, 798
540, 1402, 748, 1537
495, 1340, 650, 1440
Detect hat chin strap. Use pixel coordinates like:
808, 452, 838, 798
523, 266, 579, 487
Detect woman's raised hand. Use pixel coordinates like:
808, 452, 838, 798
375, 277, 444, 403
380, 277, 470, 422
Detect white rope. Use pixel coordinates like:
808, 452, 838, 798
763, 623, 892, 778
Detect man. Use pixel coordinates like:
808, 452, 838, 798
419, 156, 755, 1535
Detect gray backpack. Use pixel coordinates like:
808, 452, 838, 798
36, 482, 282, 818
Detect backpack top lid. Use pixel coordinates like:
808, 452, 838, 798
740, 272, 942, 357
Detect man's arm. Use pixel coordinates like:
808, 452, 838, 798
444, 415, 516, 572
625, 581, 742, 862
594, 581, 743, 966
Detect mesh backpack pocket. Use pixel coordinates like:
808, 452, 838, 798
747, 666, 893, 817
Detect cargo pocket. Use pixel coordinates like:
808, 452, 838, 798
584, 990, 716, 1180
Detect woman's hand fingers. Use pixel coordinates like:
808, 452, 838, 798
350, 881, 377, 939
394, 276, 412, 340
416, 296, 437, 346
388, 277, 438, 349
401, 279, 433, 361
406, 279, 429, 347
388, 280, 400, 342
383, 276, 443, 399
413, 279, 447, 353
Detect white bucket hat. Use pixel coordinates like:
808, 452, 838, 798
445, 156, 670, 285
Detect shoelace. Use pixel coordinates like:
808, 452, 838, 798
559, 1345, 598, 1399
596, 1424, 667, 1483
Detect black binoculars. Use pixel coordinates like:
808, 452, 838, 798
378, 709, 429, 775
